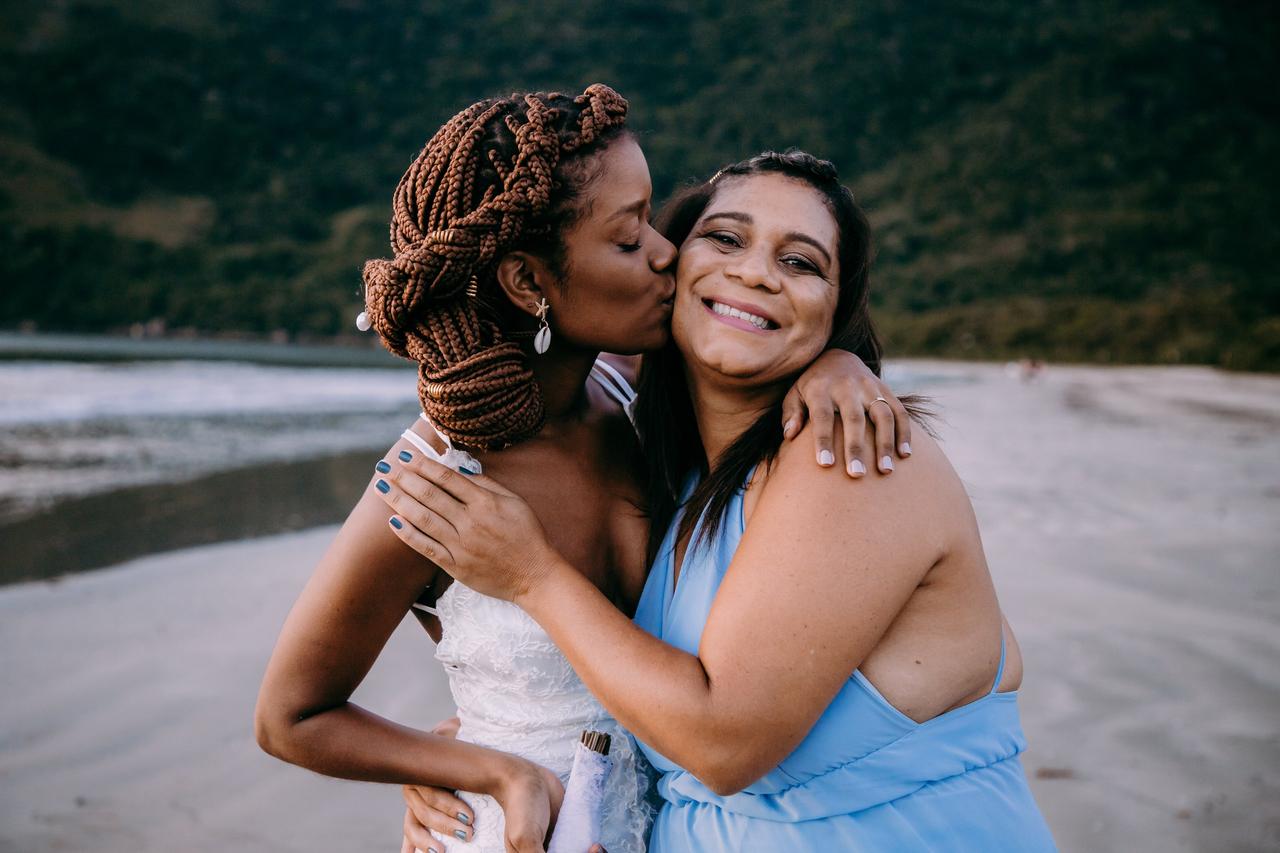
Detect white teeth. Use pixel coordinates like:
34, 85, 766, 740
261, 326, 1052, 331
710, 301, 770, 330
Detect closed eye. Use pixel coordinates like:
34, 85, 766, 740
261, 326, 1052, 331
618, 241, 642, 253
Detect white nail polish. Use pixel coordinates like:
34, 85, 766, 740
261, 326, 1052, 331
818, 450, 835, 467
849, 459, 866, 476
784, 419, 797, 437
881, 455, 894, 472
900, 442, 912, 456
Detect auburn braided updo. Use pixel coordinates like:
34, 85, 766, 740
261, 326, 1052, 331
362, 83, 630, 449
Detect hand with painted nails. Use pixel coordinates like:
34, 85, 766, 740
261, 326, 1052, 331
399, 717, 474, 853
378, 456, 557, 605
780, 348, 913, 477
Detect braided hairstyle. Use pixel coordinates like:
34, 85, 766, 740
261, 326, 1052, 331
362, 84, 630, 449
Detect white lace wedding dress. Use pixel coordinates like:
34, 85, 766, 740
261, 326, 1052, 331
405, 360, 654, 853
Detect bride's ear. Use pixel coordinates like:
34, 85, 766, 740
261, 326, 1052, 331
495, 251, 557, 319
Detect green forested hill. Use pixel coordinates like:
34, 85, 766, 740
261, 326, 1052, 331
1, 0, 1276, 368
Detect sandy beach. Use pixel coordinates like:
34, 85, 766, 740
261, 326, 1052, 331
2, 361, 1277, 852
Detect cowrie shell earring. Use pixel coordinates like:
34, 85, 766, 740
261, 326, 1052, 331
355, 278, 372, 331
534, 298, 552, 354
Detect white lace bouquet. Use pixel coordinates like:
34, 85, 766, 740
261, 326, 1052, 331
547, 731, 613, 853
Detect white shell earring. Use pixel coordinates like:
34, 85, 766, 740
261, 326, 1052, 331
534, 298, 552, 354
355, 280, 372, 332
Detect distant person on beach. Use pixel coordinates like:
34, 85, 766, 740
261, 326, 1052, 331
1021, 358, 1046, 382
382, 151, 1057, 849
254, 85, 912, 853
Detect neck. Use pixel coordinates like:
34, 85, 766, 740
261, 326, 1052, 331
527, 341, 600, 423
685, 366, 785, 468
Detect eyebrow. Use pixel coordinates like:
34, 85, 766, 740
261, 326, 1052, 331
702, 211, 833, 267
608, 199, 649, 221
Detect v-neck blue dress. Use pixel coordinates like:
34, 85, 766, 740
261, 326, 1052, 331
631, 473, 1056, 851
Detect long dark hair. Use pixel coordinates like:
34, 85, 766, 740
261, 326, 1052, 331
635, 149, 923, 564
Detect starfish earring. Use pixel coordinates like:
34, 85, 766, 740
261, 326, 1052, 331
534, 298, 552, 354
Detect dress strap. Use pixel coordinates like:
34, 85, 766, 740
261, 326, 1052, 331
401, 412, 483, 474
590, 358, 637, 407
411, 602, 439, 616
988, 631, 1009, 696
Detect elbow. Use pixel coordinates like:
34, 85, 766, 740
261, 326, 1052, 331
688, 741, 771, 798
253, 691, 300, 763
698, 765, 757, 798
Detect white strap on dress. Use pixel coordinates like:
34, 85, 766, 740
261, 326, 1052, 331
589, 358, 638, 424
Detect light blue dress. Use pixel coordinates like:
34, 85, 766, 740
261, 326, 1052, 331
632, 472, 1057, 851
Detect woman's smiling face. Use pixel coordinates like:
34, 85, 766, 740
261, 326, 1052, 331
671, 172, 841, 388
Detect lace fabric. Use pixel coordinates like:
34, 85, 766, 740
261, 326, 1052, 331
428, 580, 655, 852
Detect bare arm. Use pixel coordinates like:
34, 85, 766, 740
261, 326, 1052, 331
377, 424, 949, 795
254, 436, 562, 850
255, 465, 510, 789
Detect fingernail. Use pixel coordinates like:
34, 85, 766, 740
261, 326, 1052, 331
818, 449, 835, 467
880, 455, 894, 472
783, 419, 796, 438
398, 450, 413, 463
428, 847, 439, 853
389, 516, 403, 530
375, 479, 390, 494
899, 441, 912, 456
459, 467, 476, 476
457, 812, 470, 825
454, 829, 468, 841
848, 459, 866, 477
375, 460, 391, 474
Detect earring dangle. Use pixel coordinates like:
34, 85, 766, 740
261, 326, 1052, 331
534, 298, 552, 354
355, 281, 372, 332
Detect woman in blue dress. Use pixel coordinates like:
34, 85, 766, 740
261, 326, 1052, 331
381, 149, 1057, 850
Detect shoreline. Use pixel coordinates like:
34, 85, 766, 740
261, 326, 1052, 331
0, 330, 405, 368
3, 330, 1276, 375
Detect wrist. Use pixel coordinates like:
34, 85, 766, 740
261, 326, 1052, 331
514, 550, 573, 612
478, 752, 533, 798
489, 754, 544, 802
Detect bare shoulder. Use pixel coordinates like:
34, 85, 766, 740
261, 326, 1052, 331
317, 424, 443, 596
753, 419, 968, 555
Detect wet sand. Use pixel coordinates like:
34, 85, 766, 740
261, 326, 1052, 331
1, 451, 381, 584
1, 361, 1277, 851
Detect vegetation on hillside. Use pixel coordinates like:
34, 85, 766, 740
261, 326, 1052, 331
1, 0, 1276, 368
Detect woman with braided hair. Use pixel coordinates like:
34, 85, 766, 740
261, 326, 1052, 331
256, 86, 912, 853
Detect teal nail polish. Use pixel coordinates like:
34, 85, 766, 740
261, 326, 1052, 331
454, 829, 467, 841
389, 517, 403, 530
398, 450, 413, 462
457, 811, 471, 825
375, 460, 390, 474
459, 467, 476, 476
375, 479, 390, 494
